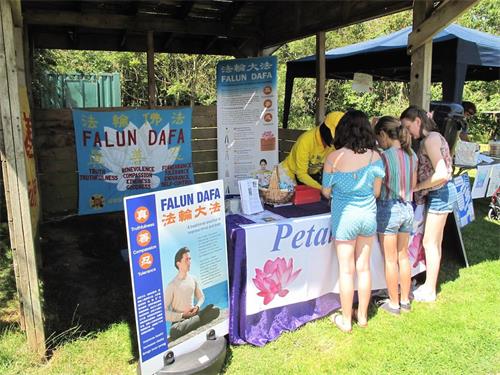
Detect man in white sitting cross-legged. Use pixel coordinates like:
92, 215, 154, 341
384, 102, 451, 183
164, 247, 219, 341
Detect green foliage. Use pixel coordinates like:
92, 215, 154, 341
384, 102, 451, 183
33, 50, 220, 108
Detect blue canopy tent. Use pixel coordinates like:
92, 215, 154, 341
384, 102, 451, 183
283, 24, 500, 128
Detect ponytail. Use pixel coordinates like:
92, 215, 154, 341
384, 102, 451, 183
398, 125, 413, 156
374, 115, 413, 156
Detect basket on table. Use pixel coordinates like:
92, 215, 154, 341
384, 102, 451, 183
259, 166, 294, 205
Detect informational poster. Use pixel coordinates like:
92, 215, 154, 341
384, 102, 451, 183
124, 180, 229, 375
471, 165, 492, 199
73, 108, 193, 215
244, 209, 426, 315
216, 56, 279, 194
454, 174, 475, 227
486, 164, 500, 197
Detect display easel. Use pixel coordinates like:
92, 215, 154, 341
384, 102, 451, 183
442, 213, 469, 267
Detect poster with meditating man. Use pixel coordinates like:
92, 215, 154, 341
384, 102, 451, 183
124, 180, 229, 375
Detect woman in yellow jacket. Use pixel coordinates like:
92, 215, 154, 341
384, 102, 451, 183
279, 111, 344, 189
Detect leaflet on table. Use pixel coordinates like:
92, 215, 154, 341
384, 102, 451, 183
241, 210, 286, 223
73, 108, 193, 215
471, 164, 492, 199
216, 56, 279, 194
238, 178, 263, 215
453, 174, 475, 227
124, 180, 229, 375
244, 206, 427, 316
486, 164, 500, 197
478, 153, 494, 164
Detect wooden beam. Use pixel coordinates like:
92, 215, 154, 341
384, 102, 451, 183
0, 0, 45, 356
221, 1, 245, 26
315, 31, 325, 126
9, 0, 22, 27
23, 10, 259, 39
262, 1, 412, 48
31, 30, 240, 56
409, 1, 433, 110
408, 0, 478, 54
175, 1, 194, 19
259, 45, 281, 57
162, 33, 176, 50
147, 31, 156, 107
119, 31, 127, 48
204, 36, 218, 53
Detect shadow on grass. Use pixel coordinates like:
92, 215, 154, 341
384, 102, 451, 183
438, 197, 499, 289
0, 224, 20, 332
221, 342, 234, 374
39, 214, 138, 357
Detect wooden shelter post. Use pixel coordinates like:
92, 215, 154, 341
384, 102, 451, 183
409, 0, 433, 110
147, 30, 156, 107
315, 31, 326, 125
409, 0, 478, 109
0, 0, 45, 356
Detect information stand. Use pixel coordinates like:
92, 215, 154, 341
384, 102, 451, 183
124, 180, 229, 375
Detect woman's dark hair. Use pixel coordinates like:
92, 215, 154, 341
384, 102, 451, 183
400, 105, 436, 138
259, 159, 267, 164
462, 101, 477, 116
333, 110, 376, 153
374, 116, 413, 156
319, 122, 333, 147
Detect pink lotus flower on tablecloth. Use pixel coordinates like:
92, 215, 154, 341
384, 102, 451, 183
252, 257, 302, 305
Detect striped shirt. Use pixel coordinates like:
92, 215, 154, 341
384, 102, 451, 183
380, 147, 418, 202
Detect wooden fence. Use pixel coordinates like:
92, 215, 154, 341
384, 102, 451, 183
32, 106, 304, 219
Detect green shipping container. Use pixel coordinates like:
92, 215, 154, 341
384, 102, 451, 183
40, 73, 121, 109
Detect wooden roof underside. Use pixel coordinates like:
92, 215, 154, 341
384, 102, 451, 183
22, 1, 413, 56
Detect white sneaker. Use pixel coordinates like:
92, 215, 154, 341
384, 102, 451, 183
413, 286, 436, 302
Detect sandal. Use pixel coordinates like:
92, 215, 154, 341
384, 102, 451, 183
352, 308, 368, 328
331, 312, 352, 333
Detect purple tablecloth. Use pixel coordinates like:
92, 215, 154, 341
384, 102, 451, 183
226, 203, 341, 346
264, 200, 330, 218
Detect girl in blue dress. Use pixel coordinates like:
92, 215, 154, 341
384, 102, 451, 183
322, 110, 385, 333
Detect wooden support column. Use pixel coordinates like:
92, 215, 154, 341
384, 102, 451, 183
408, 0, 478, 109
0, 0, 45, 356
408, 0, 478, 52
409, 0, 433, 110
147, 30, 156, 107
315, 31, 325, 125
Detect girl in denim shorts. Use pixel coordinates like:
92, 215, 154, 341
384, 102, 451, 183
400, 106, 458, 303
322, 110, 385, 333
374, 116, 418, 315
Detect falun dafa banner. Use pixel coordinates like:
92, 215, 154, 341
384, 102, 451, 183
72, 108, 193, 215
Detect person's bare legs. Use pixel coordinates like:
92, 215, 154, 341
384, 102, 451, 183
355, 235, 373, 325
335, 240, 356, 329
397, 232, 411, 303
421, 212, 449, 294
379, 233, 398, 306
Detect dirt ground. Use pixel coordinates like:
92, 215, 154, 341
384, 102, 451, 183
39, 213, 136, 348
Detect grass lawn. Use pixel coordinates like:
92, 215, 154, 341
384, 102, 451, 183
0, 197, 499, 375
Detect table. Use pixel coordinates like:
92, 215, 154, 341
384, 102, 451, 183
226, 201, 426, 346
